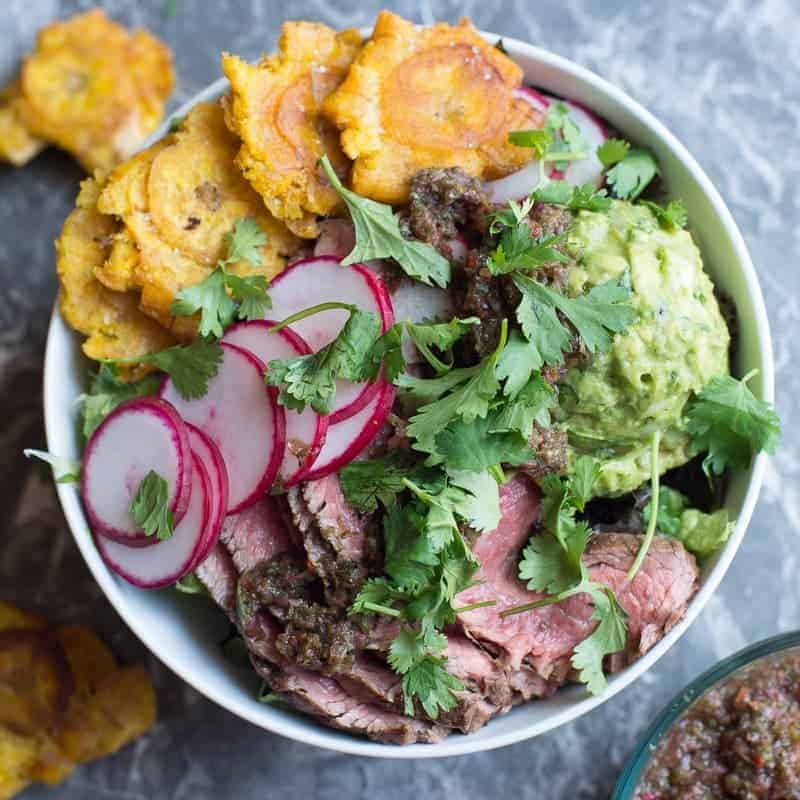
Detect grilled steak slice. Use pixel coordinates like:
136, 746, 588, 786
287, 474, 375, 606
456, 477, 699, 683
251, 656, 447, 745
194, 543, 238, 620
220, 497, 293, 575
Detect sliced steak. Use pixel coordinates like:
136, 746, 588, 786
194, 543, 238, 620
287, 474, 374, 606
456, 477, 700, 684
220, 496, 293, 575
252, 656, 448, 745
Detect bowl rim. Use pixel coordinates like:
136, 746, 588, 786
44, 29, 774, 758
612, 630, 800, 798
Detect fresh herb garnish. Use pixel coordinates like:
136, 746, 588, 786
339, 453, 416, 514
532, 180, 613, 212
403, 317, 480, 374
318, 155, 450, 288
544, 101, 590, 169
168, 114, 184, 133
23, 449, 81, 484
597, 139, 659, 200
175, 573, 209, 595
172, 217, 271, 337
129, 470, 174, 540
627, 429, 661, 581
686, 370, 781, 477
80, 364, 161, 439
640, 199, 688, 230
642, 485, 687, 537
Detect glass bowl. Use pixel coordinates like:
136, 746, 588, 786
613, 630, 800, 798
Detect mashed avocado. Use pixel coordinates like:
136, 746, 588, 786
557, 200, 730, 496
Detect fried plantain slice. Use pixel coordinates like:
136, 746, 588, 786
222, 22, 361, 237
0, 81, 45, 167
18, 9, 174, 171
0, 726, 37, 800
0, 603, 46, 634
321, 11, 543, 204
56, 175, 175, 369
98, 102, 300, 335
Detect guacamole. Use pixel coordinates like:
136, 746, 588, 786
558, 201, 730, 496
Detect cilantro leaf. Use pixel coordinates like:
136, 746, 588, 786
596, 138, 630, 168
567, 456, 601, 512
495, 330, 547, 398
224, 273, 271, 321
319, 155, 450, 288
604, 148, 659, 200
174, 573, 210, 596
368, 324, 406, 382
23, 449, 81, 484
488, 228, 568, 276
388, 627, 427, 674
143, 338, 223, 401
642, 485, 688, 537
686, 371, 781, 476
571, 585, 628, 695
223, 217, 267, 266
79, 365, 161, 439
447, 469, 502, 533
533, 180, 612, 212
508, 128, 553, 158
401, 655, 463, 719
404, 317, 479, 374
265, 308, 381, 414
339, 454, 412, 513
172, 268, 235, 338
640, 199, 688, 230
435, 412, 533, 472
513, 272, 636, 360
519, 532, 584, 596
491, 373, 555, 438
129, 470, 174, 540
544, 102, 590, 169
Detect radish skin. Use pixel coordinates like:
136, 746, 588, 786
222, 320, 328, 486
83, 397, 192, 546
185, 424, 228, 570
160, 343, 286, 513
95, 452, 211, 588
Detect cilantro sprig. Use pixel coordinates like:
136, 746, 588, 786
129, 470, 174, 540
597, 139, 659, 200
319, 155, 450, 288
23, 449, 81, 484
686, 369, 780, 477
172, 217, 272, 338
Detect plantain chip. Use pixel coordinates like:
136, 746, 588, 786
17, 9, 174, 171
0, 81, 45, 167
56, 174, 175, 371
97, 102, 300, 335
0, 603, 46, 634
0, 726, 37, 800
222, 22, 361, 237
321, 11, 543, 204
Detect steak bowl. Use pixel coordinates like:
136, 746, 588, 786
43, 30, 773, 757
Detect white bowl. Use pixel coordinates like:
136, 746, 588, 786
44, 31, 774, 758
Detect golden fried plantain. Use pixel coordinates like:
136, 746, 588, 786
56, 175, 175, 369
0, 726, 37, 800
0, 81, 45, 167
321, 11, 542, 204
222, 22, 361, 237
18, 9, 174, 171
97, 102, 300, 335
0, 603, 46, 634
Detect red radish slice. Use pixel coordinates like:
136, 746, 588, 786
222, 320, 328, 486
303, 377, 396, 481
268, 256, 394, 423
160, 343, 286, 513
542, 94, 608, 187
83, 397, 192, 547
185, 424, 228, 570
96, 453, 211, 588
516, 86, 550, 112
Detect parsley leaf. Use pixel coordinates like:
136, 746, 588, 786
319, 155, 450, 288
265, 308, 381, 414
129, 470, 174, 540
142, 338, 223, 401
80, 365, 161, 439
640, 199, 688, 230
603, 146, 660, 200
686, 371, 781, 477
23, 449, 81, 484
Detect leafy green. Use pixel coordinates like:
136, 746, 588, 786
642, 486, 688, 536
79, 365, 161, 439
129, 470, 174, 540
626, 429, 661, 581
508, 128, 553, 158
533, 180, 612, 212
175, 573, 209, 595
265, 308, 381, 414
544, 102, 590, 169
23, 449, 81, 484
171, 217, 271, 337
404, 317, 479, 374
686, 371, 781, 477
142, 338, 223, 401
596, 138, 630, 168
339, 453, 414, 513
601, 144, 660, 200
640, 199, 688, 230
491, 373, 555, 438
400, 655, 464, 718
368, 324, 406, 382
319, 155, 450, 288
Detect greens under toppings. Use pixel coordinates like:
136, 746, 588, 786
129, 469, 174, 540
319, 155, 450, 288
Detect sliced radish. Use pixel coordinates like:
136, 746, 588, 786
160, 342, 286, 513
95, 452, 211, 588
516, 86, 550, 113
542, 94, 608, 188
222, 320, 328, 486
303, 377, 396, 481
185, 424, 228, 570
82, 397, 192, 547
268, 256, 394, 423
